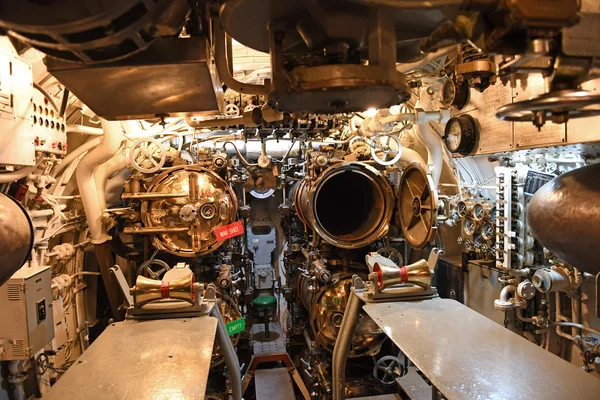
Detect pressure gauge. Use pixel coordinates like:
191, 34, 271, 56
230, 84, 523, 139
441, 79, 469, 110
456, 199, 474, 218
463, 217, 478, 236
443, 115, 478, 155
473, 202, 492, 222
481, 220, 495, 241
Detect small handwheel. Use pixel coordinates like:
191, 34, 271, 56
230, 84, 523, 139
349, 137, 371, 156
137, 259, 171, 280
370, 135, 403, 166
397, 104, 414, 129
373, 355, 405, 385
36, 353, 50, 375
225, 103, 240, 116
130, 139, 167, 174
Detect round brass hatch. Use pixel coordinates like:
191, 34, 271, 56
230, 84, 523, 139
398, 163, 437, 250
141, 166, 238, 257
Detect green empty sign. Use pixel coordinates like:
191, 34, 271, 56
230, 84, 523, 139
226, 318, 246, 336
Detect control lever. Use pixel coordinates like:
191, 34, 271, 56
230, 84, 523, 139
109, 265, 133, 307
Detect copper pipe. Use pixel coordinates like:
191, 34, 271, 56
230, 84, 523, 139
123, 226, 190, 235
121, 192, 188, 200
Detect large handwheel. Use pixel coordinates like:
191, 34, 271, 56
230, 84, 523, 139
496, 89, 600, 128
130, 139, 167, 174
137, 259, 171, 280
373, 356, 405, 385
370, 135, 403, 166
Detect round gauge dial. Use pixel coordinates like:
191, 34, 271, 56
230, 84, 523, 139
441, 79, 470, 109
442, 80, 457, 106
444, 115, 478, 155
456, 199, 474, 218
473, 202, 491, 221
463, 217, 478, 236
481, 220, 495, 241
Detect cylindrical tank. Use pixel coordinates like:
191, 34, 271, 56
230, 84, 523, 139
0, 194, 34, 286
141, 165, 238, 257
528, 164, 600, 275
299, 272, 386, 357
294, 162, 394, 248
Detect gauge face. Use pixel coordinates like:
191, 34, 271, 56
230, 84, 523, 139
457, 200, 469, 218
442, 79, 469, 109
443, 115, 478, 155
463, 218, 477, 236
473, 203, 484, 220
442, 80, 456, 106
473, 202, 490, 221
481, 221, 495, 241
445, 120, 463, 153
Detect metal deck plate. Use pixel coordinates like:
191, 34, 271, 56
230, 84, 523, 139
44, 317, 217, 400
252, 323, 286, 356
363, 299, 600, 400
397, 367, 431, 400
254, 368, 296, 399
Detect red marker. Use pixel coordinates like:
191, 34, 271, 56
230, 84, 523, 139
214, 221, 244, 241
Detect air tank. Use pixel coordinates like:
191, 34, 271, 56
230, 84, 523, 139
0, 193, 34, 286
527, 163, 600, 275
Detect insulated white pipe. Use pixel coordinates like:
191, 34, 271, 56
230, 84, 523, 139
53, 137, 103, 177
94, 147, 130, 210
66, 124, 104, 136
414, 89, 444, 188
499, 285, 516, 304
28, 204, 67, 218
76, 119, 122, 244
397, 147, 427, 167
0, 166, 36, 184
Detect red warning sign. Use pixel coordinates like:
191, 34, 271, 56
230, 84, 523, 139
214, 221, 244, 241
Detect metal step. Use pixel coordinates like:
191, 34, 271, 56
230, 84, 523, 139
254, 368, 296, 400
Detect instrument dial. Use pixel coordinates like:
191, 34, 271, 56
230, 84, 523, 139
456, 199, 474, 218
463, 217, 478, 236
473, 202, 491, 221
441, 79, 469, 109
481, 220, 495, 241
444, 115, 478, 155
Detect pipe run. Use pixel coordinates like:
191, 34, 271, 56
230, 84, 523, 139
94, 146, 130, 210
211, 304, 242, 400
0, 165, 36, 184
66, 124, 104, 136
53, 137, 103, 177
76, 118, 122, 244
414, 88, 445, 188
494, 284, 517, 310
332, 288, 362, 400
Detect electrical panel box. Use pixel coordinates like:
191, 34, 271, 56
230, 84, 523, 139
0, 49, 67, 167
0, 265, 54, 360
31, 90, 67, 156
0, 49, 35, 166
